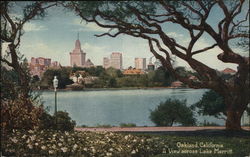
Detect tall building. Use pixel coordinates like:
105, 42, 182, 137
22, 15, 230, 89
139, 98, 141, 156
147, 56, 155, 71
70, 35, 86, 67
103, 57, 110, 69
110, 52, 123, 70
69, 34, 94, 67
154, 59, 162, 69
135, 58, 146, 70
29, 57, 59, 77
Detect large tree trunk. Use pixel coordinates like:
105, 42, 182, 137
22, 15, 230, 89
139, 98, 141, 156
225, 110, 242, 130
224, 95, 248, 131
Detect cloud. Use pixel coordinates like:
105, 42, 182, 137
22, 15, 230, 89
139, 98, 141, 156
82, 42, 108, 65
166, 32, 184, 38
20, 41, 65, 64
176, 37, 238, 70
72, 18, 110, 32
23, 23, 47, 32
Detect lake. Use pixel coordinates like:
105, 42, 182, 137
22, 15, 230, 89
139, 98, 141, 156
41, 88, 225, 126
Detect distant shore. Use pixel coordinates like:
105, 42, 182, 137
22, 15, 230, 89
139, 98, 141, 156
35, 86, 189, 92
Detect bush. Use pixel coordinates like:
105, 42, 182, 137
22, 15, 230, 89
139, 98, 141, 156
1, 97, 44, 133
200, 121, 220, 126
55, 111, 76, 131
95, 124, 113, 128
119, 123, 136, 127
38, 112, 55, 130
39, 111, 76, 131
150, 99, 196, 126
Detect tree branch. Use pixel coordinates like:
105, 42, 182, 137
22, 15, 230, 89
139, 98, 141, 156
0, 58, 13, 67
192, 43, 218, 56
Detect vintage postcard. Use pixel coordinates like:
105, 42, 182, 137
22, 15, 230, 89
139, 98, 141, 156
1, 1, 249, 157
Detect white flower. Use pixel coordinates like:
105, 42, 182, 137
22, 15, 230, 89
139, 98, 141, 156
124, 135, 129, 140
65, 132, 69, 136
49, 150, 54, 154
58, 143, 62, 147
30, 135, 36, 141
28, 144, 33, 149
61, 147, 68, 153
10, 137, 18, 143
106, 152, 112, 156
92, 148, 96, 153
73, 144, 78, 149
133, 139, 137, 142
131, 150, 136, 154
22, 135, 27, 139
28, 130, 34, 134
52, 144, 56, 149
109, 148, 114, 152
83, 147, 88, 151
35, 143, 39, 146
41, 145, 46, 150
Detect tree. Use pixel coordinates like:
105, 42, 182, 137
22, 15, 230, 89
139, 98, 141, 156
40, 68, 73, 89
191, 90, 227, 120
150, 99, 196, 126
152, 66, 174, 86
1, 1, 58, 99
191, 90, 250, 120
68, 1, 249, 130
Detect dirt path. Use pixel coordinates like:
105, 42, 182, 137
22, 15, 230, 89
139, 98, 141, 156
75, 126, 250, 132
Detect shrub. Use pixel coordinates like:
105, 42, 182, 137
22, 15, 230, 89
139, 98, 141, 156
119, 123, 136, 127
95, 124, 113, 128
38, 112, 54, 130
55, 111, 76, 131
150, 99, 196, 126
1, 97, 44, 133
39, 111, 76, 131
200, 121, 220, 126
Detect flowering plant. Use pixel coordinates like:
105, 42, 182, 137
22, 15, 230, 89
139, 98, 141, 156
2, 129, 168, 157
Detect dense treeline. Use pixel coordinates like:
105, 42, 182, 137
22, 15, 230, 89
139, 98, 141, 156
38, 66, 181, 89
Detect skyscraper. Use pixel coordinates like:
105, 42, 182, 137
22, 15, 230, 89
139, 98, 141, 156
135, 58, 146, 70
110, 52, 123, 70
69, 34, 86, 67
103, 57, 110, 69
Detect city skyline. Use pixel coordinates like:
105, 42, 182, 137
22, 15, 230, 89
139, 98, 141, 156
2, 5, 247, 70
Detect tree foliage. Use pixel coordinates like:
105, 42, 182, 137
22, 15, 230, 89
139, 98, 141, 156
40, 67, 73, 89
191, 90, 226, 120
192, 90, 250, 119
150, 99, 196, 126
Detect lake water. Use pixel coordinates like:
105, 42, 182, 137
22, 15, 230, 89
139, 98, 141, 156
41, 88, 225, 126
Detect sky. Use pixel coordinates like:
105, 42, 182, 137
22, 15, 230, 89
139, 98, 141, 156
2, 2, 249, 70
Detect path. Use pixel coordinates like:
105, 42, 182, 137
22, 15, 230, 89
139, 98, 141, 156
75, 126, 250, 132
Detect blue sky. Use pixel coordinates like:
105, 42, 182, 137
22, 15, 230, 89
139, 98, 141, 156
3, 2, 249, 70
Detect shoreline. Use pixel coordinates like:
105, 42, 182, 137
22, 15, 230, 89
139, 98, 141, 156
35, 86, 191, 92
